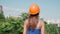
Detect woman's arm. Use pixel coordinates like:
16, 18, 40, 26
41, 21, 45, 34
23, 20, 28, 34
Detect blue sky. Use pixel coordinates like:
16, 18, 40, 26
0, 0, 60, 20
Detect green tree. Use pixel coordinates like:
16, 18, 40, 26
0, 10, 5, 22
45, 24, 59, 34
0, 12, 59, 34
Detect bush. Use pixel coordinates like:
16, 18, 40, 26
45, 24, 59, 34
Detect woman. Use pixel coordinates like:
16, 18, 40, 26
23, 4, 45, 34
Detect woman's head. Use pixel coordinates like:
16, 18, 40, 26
29, 4, 40, 15
28, 4, 40, 29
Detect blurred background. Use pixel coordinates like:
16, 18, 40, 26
0, 0, 60, 34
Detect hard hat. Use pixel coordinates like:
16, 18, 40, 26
29, 4, 40, 15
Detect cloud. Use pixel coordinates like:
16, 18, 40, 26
2, 6, 28, 17
0, 3, 28, 17
0, 3, 27, 12
3, 6, 26, 12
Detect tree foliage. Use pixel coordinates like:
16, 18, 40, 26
0, 11, 5, 22
0, 13, 60, 34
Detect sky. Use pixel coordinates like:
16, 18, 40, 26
0, 0, 60, 21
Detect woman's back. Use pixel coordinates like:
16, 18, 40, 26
28, 20, 41, 34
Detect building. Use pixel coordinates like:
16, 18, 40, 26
0, 5, 2, 13
0, 5, 2, 11
57, 21, 60, 27
57, 23, 60, 27
46, 20, 60, 27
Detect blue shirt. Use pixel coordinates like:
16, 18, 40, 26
28, 28, 41, 34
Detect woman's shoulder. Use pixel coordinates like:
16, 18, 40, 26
38, 19, 44, 26
24, 19, 29, 25
39, 19, 44, 23
36, 19, 44, 29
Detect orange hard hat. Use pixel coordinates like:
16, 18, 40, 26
29, 4, 40, 15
